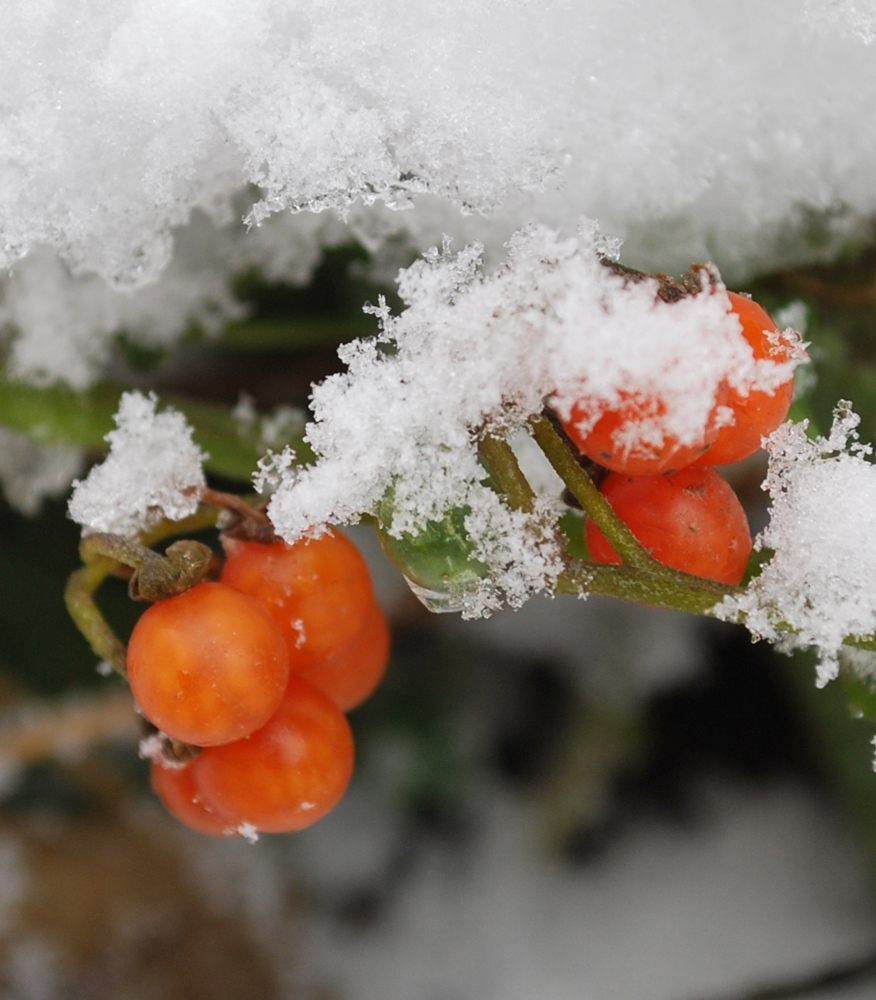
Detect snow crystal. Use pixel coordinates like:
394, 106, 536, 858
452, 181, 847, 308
718, 404, 876, 686
67, 391, 206, 537
268, 229, 799, 616
237, 823, 259, 845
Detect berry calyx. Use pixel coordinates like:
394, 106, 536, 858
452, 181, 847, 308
127, 581, 290, 747
694, 291, 800, 466
585, 466, 752, 585
192, 675, 355, 833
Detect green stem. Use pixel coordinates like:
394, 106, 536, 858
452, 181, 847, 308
844, 634, 876, 653
477, 432, 537, 514
79, 533, 160, 571
528, 413, 659, 573
64, 506, 222, 680
557, 561, 738, 616
64, 558, 128, 676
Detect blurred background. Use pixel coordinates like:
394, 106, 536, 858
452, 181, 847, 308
2, 245, 876, 999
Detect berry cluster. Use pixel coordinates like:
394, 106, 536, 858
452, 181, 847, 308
558, 291, 799, 585
134, 530, 389, 838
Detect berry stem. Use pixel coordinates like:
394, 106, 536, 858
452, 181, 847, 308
79, 533, 213, 601
528, 413, 660, 573
65, 556, 129, 675
477, 431, 537, 513
64, 506, 222, 680
556, 561, 739, 617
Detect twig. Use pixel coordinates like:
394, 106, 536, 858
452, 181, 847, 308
477, 432, 537, 513
528, 412, 658, 572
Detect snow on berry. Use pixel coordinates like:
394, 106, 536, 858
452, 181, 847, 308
67, 390, 206, 537
718, 403, 876, 685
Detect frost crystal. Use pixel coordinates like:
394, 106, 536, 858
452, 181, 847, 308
718, 404, 876, 686
268, 228, 796, 616
68, 391, 206, 537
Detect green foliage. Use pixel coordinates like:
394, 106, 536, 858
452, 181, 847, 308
0, 375, 309, 483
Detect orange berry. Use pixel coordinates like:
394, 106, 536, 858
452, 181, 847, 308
695, 292, 799, 466
560, 387, 726, 476
221, 532, 374, 672
193, 675, 355, 833
150, 759, 238, 837
585, 467, 752, 585
127, 582, 289, 747
299, 601, 391, 712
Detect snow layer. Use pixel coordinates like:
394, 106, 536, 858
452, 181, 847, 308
3, 0, 876, 385
0, 429, 83, 516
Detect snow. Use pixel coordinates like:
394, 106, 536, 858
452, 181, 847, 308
1, 0, 875, 708
805, 0, 876, 43
719, 404, 876, 686
2, 0, 876, 387
67, 390, 206, 537
267, 229, 799, 616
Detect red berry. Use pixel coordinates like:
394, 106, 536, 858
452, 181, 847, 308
221, 532, 374, 672
585, 467, 752, 585
150, 759, 238, 837
127, 581, 290, 747
559, 388, 726, 477
695, 292, 799, 466
193, 675, 355, 833
299, 601, 391, 712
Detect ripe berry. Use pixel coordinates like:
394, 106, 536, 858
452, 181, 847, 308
298, 601, 391, 712
585, 467, 752, 585
193, 675, 355, 833
220, 532, 374, 672
127, 581, 290, 747
150, 759, 237, 837
695, 291, 799, 466
559, 389, 725, 476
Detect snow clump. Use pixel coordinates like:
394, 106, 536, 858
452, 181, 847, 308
718, 403, 876, 686
68, 391, 206, 537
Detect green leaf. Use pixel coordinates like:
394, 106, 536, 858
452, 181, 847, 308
0, 375, 311, 484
